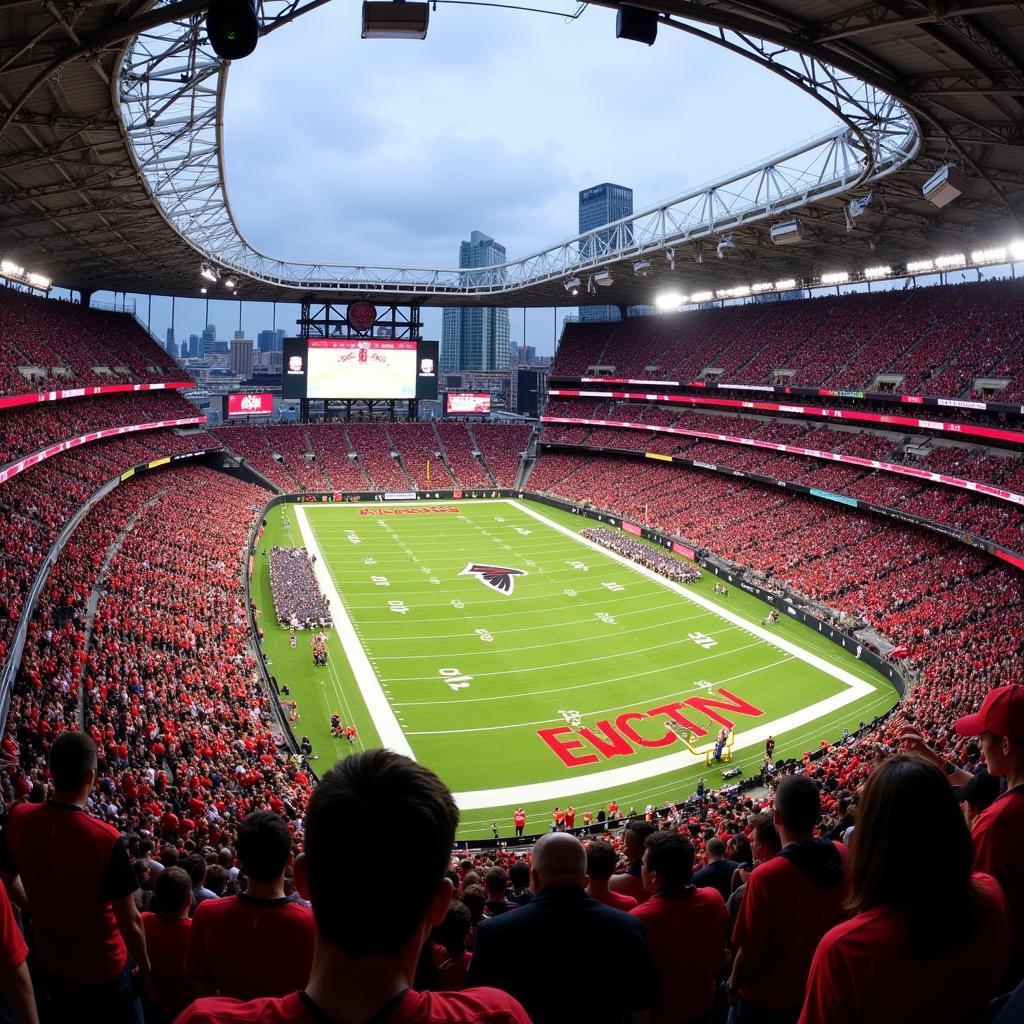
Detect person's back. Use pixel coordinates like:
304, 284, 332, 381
631, 832, 728, 1024
801, 754, 1012, 1024
729, 775, 846, 1021
692, 838, 738, 901
467, 833, 657, 1024
608, 820, 656, 906
186, 811, 314, 1000
176, 751, 528, 1024
143, 866, 193, 1020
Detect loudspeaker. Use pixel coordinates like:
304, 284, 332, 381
207, 0, 259, 60
616, 6, 658, 45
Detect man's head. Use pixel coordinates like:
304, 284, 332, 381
585, 840, 619, 882
297, 749, 458, 960
237, 811, 292, 882
49, 731, 97, 796
641, 832, 695, 894
955, 685, 1024, 781
705, 837, 726, 862
530, 833, 587, 893
749, 811, 782, 862
508, 860, 529, 892
953, 769, 1003, 825
152, 866, 192, 918
773, 774, 821, 842
622, 820, 657, 860
484, 866, 508, 900
183, 853, 208, 889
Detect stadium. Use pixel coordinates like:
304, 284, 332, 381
0, 0, 1022, 1021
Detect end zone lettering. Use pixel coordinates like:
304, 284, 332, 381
359, 505, 461, 517
536, 687, 764, 767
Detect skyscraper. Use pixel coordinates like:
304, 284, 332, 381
165, 326, 176, 355
578, 183, 633, 323
230, 338, 254, 378
257, 329, 285, 354
188, 334, 200, 358
201, 323, 217, 357
441, 231, 511, 374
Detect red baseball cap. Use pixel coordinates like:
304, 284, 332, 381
955, 685, 1024, 739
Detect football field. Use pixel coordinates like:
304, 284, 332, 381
252, 498, 899, 839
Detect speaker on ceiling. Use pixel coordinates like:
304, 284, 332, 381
207, 0, 260, 60
616, 6, 658, 45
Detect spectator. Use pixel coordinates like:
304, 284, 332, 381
693, 838, 739, 901
0, 881, 37, 1024
184, 855, 218, 910
482, 868, 516, 917
728, 774, 846, 1024
632, 831, 728, 1024
186, 812, 314, 1001
419, 901, 473, 992
508, 861, 531, 907
955, 684, 1024, 984
800, 754, 1011, 1023
0, 731, 149, 1023
142, 867, 193, 1023
467, 832, 658, 1024
609, 820, 657, 905
586, 840, 637, 911
176, 749, 529, 1024
727, 814, 782, 929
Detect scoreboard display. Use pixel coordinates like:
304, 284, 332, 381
444, 392, 492, 416
283, 337, 438, 401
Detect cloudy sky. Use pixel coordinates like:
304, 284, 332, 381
104, 1, 837, 352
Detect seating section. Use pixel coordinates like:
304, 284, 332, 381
388, 422, 455, 488
435, 422, 492, 487
0, 286, 183, 394
552, 277, 1024, 399
306, 424, 370, 491
346, 424, 411, 491
472, 424, 533, 487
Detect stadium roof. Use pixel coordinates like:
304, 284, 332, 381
1, 0, 1023, 307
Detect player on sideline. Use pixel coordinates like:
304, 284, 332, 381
513, 809, 526, 838
175, 751, 530, 1024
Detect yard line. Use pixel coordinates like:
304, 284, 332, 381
295, 506, 413, 757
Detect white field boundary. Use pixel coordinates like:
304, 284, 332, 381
295, 499, 882, 810
294, 505, 413, 757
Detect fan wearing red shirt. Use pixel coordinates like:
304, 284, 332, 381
143, 866, 194, 1020
729, 774, 847, 1024
609, 820, 657, 906
801, 754, 1011, 1024
0, 876, 37, 1024
174, 751, 528, 1024
187, 811, 314, 1001
586, 841, 637, 912
0, 731, 149, 1024
513, 809, 526, 838
953, 684, 1024, 985
632, 831, 728, 1024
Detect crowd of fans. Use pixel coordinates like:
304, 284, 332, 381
0, 288, 181, 395
268, 547, 331, 629
552, 276, 1024, 400
580, 527, 700, 583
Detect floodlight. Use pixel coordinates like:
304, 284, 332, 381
563, 277, 581, 295
224, 276, 237, 290
633, 259, 652, 276
774, 278, 797, 290
922, 164, 968, 208
27, 273, 51, 290
362, 1, 429, 39
690, 290, 714, 302
717, 285, 750, 299
821, 272, 849, 285
654, 291, 684, 311
716, 235, 736, 259
863, 265, 892, 279
1, 260, 24, 277
971, 247, 1006, 265
906, 259, 934, 274
592, 270, 613, 287
1010, 240, 1024, 262
200, 287, 208, 295
750, 282, 773, 293
934, 253, 966, 270
200, 262, 220, 282
206, 0, 259, 60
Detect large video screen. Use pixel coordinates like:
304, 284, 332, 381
225, 392, 273, 418
282, 337, 437, 401
445, 392, 492, 416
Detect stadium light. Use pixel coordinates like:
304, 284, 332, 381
1, 260, 24, 277
716, 235, 736, 259
774, 278, 797, 290
224, 276, 237, 290
717, 285, 751, 299
1011, 240, 1024, 262
821, 272, 849, 285
750, 282, 773, 293
864, 265, 892, 279
1, 259, 51, 292
971, 247, 1006, 265
935, 253, 966, 270
362, 1, 429, 38
906, 259, 934, 273
592, 270, 613, 287
632, 259, 652, 276
563, 277, 581, 295
654, 290, 684, 311
690, 290, 714, 302
200, 262, 220, 283
27, 273, 51, 290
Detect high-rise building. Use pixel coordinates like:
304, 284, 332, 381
257, 329, 285, 354
578, 183, 633, 323
512, 344, 536, 367
188, 334, 200, 358
165, 327, 176, 355
441, 231, 511, 374
230, 337, 254, 378
201, 323, 217, 357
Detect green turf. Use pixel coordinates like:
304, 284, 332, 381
252, 498, 899, 839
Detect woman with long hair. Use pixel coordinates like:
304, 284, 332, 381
800, 753, 1010, 1023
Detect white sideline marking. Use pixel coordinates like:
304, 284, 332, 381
295, 506, 413, 758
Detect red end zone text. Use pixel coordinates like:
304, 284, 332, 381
359, 505, 461, 516
537, 687, 764, 767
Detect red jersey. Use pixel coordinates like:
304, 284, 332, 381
799, 873, 1010, 1024
732, 841, 847, 1011
187, 894, 314, 999
143, 913, 193, 1017
565, 809, 576, 828
632, 887, 728, 1022
972, 784, 1024, 978
0, 801, 137, 982
174, 986, 531, 1024
589, 887, 637, 912
513, 812, 525, 829
0, 882, 27, 975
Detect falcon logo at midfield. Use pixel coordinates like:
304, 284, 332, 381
460, 563, 526, 595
